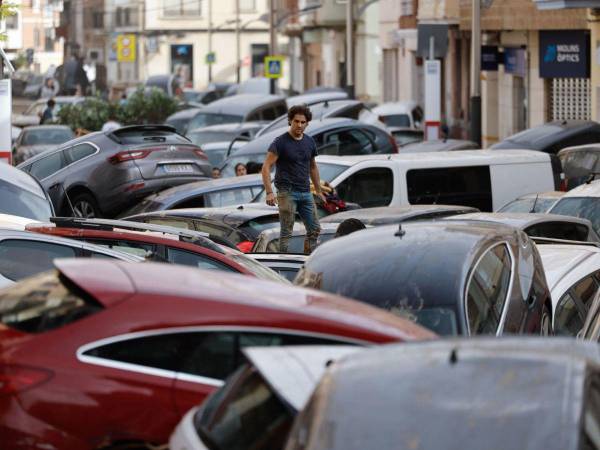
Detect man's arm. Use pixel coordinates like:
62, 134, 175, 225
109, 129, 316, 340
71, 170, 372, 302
262, 151, 278, 206
310, 158, 326, 204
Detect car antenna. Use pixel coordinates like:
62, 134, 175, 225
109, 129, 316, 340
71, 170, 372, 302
529, 194, 539, 213
60, 184, 76, 216
320, 101, 329, 121
394, 223, 406, 238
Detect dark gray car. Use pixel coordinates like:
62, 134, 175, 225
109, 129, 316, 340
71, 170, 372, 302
18, 125, 212, 218
13, 125, 75, 165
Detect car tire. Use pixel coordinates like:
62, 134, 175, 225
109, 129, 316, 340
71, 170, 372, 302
71, 193, 101, 218
540, 304, 552, 336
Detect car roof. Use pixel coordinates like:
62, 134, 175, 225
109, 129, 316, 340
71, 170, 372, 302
517, 191, 565, 200
53, 258, 435, 341
561, 179, 600, 198
316, 149, 550, 167
537, 244, 600, 292
314, 337, 600, 450
491, 120, 600, 150
166, 107, 204, 121
20, 125, 73, 132
0, 163, 50, 199
188, 121, 268, 134
286, 92, 349, 107
447, 212, 593, 229
201, 94, 285, 115
372, 101, 418, 115
244, 345, 360, 411
400, 139, 479, 152
321, 205, 479, 224
304, 220, 520, 307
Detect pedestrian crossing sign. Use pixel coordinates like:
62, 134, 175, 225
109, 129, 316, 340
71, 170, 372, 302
264, 56, 284, 79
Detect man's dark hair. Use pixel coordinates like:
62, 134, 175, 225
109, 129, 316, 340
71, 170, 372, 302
334, 218, 366, 238
288, 104, 312, 124
47, 99, 56, 107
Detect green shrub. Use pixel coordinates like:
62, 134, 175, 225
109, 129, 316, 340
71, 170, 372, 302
57, 97, 113, 131
117, 87, 178, 125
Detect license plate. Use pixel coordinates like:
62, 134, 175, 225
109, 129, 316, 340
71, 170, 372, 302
163, 164, 194, 173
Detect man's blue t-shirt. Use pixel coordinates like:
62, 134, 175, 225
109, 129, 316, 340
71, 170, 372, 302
268, 132, 317, 192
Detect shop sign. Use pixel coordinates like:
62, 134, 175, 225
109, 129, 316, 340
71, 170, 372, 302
539, 30, 589, 78
504, 48, 526, 77
481, 46, 499, 71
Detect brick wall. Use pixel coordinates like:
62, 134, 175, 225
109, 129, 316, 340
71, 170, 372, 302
459, 0, 586, 30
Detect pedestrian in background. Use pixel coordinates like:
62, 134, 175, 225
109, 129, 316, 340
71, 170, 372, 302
40, 77, 59, 99
212, 167, 221, 179
235, 163, 247, 177
261, 104, 325, 253
40, 99, 56, 124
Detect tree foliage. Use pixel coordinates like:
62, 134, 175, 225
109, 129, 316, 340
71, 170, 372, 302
0, 2, 18, 42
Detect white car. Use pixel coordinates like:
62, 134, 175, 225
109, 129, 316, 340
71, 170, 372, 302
372, 101, 423, 129
548, 179, 600, 235
537, 243, 600, 336
497, 191, 564, 213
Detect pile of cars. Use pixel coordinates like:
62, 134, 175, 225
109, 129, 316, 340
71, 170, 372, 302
9, 88, 600, 449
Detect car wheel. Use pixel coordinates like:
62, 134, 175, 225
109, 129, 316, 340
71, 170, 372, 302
540, 304, 552, 336
71, 193, 101, 218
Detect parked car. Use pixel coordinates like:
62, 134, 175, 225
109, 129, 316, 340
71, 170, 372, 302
26, 217, 287, 281
491, 120, 600, 154
221, 118, 398, 177
401, 139, 479, 152
165, 107, 203, 135
121, 174, 265, 216
186, 121, 267, 144
390, 127, 424, 146
296, 220, 552, 336
257, 99, 387, 137
145, 74, 181, 97
17, 125, 212, 218
252, 222, 340, 254
193, 140, 247, 168
247, 253, 307, 281
0, 229, 141, 289
182, 87, 224, 105
557, 144, 600, 190
497, 191, 564, 213
320, 205, 479, 226
537, 243, 600, 336
170, 345, 359, 450
447, 212, 600, 242
0, 162, 54, 221
11, 125, 22, 147
12, 125, 75, 165
185, 94, 288, 132
0, 258, 433, 449
286, 338, 600, 450
12, 96, 86, 127
285, 91, 349, 108
124, 206, 286, 252
548, 179, 600, 234
311, 150, 557, 211
372, 101, 423, 129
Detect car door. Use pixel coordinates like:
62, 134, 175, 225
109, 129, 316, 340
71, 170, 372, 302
27, 150, 70, 212
554, 273, 600, 336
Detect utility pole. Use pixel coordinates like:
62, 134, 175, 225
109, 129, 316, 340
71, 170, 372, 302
235, 0, 240, 83
345, 0, 354, 98
208, 0, 213, 82
268, 0, 277, 94
470, 0, 481, 146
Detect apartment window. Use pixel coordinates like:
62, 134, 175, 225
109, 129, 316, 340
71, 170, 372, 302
34, 28, 41, 48
115, 7, 131, 27
5, 13, 18, 30
400, 0, 414, 15
239, 0, 255, 12
92, 11, 103, 28
44, 28, 53, 51
163, 0, 202, 17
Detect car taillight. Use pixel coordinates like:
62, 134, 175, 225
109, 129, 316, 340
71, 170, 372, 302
194, 149, 208, 160
236, 240, 254, 253
108, 150, 151, 164
388, 134, 399, 153
0, 364, 53, 396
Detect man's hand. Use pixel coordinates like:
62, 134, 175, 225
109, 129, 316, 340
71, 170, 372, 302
266, 192, 277, 206
315, 191, 326, 205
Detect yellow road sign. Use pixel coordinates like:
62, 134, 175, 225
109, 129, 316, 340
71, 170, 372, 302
264, 56, 284, 79
117, 34, 136, 62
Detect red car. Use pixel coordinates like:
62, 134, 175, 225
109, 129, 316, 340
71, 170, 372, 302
0, 259, 434, 449
25, 217, 286, 282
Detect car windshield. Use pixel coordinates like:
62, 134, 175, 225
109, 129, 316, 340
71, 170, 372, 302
23, 129, 74, 145
188, 113, 243, 131
0, 270, 102, 333
498, 197, 557, 213
0, 179, 53, 221
196, 365, 294, 450
226, 252, 290, 283
550, 197, 600, 234
221, 153, 267, 177
165, 118, 190, 135
381, 114, 411, 127
316, 162, 348, 183
189, 130, 237, 146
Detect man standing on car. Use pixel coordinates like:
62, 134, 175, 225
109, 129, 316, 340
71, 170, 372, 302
261, 104, 325, 253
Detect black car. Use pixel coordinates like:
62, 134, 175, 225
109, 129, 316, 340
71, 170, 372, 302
221, 118, 398, 177
18, 125, 212, 218
491, 120, 600, 154
295, 220, 551, 336
120, 174, 265, 216
124, 205, 286, 252
287, 338, 600, 450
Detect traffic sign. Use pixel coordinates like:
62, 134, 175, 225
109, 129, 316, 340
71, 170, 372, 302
117, 34, 136, 62
205, 52, 216, 65
264, 56, 284, 79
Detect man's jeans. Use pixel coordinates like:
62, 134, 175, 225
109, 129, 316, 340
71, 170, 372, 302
277, 189, 321, 253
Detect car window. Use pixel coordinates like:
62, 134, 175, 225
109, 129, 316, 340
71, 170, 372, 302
29, 151, 68, 180
0, 270, 102, 333
172, 196, 206, 209
260, 107, 278, 121
322, 129, 374, 156
574, 275, 599, 311
66, 143, 97, 163
0, 178, 53, 221
205, 188, 256, 207
23, 129, 73, 146
336, 167, 394, 207
143, 218, 193, 230
381, 113, 411, 128
0, 239, 77, 281
87, 239, 155, 258
550, 198, 600, 235
407, 166, 492, 211
524, 222, 590, 242
555, 292, 585, 336
166, 247, 236, 271
466, 244, 512, 335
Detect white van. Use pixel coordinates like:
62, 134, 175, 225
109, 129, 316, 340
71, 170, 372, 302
316, 150, 557, 211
